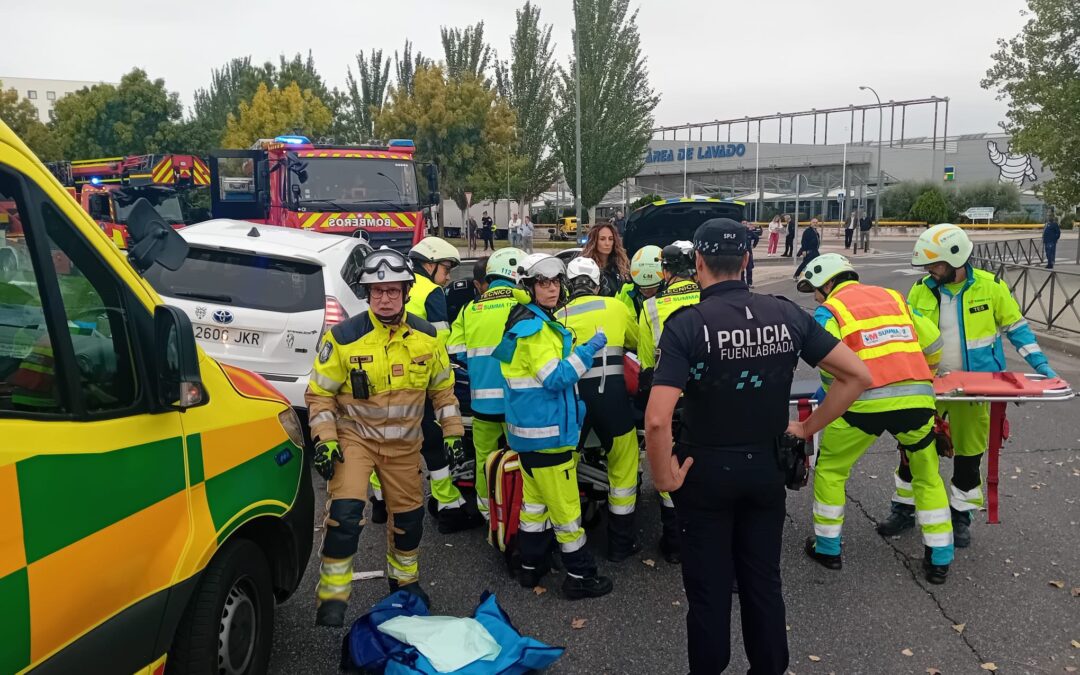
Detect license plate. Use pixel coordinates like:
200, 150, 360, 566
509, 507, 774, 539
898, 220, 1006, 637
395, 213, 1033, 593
194, 325, 262, 347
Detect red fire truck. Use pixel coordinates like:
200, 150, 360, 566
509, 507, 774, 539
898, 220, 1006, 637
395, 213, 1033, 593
208, 136, 438, 251
47, 154, 211, 247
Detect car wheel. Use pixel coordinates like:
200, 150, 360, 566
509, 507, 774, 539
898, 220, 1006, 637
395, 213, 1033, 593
167, 539, 275, 675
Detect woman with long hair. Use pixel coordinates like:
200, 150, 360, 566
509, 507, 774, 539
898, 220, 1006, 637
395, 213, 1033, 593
581, 221, 631, 296
767, 215, 782, 256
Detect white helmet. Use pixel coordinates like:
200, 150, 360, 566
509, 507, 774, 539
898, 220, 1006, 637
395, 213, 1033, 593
486, 247, 526, 282
409, 236, 460, 268
518, 253, 565, 284
630, 245, 663, 288
357, 247, 415, 286
912, 224, 973, 268
566, 256, 601, 287
796, 253, 857, 293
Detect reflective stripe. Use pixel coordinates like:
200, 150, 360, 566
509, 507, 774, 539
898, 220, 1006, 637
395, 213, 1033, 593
567, 353, 587, 377
507, 422, 560, 439
392, 552, 418, 567
436, 496, 468, 510
923, 336, 944, 355
559, 533, 587, 553
522, 502, 547, 515
537, 358, 561, 381
467, 346, 497, 357
857, 382, 935, 401
923, 531, 954, 547
660, 494, 674, 508
894, 474, 915, 505
447, 343, 466, 355
520, 520, 552, 533
429, 466, 451, 481
553, 518, 582, 534
645, 300, 662, 344
1003, 318, 1029, 332
1017, 343, 1042, 357
916, 507, 951, 526
431, 321, 450, 331
813, 502, 845, 519
814, 523, 843, 537
949, 483, 982, 511
321, 559, 352, 575
435, 404, 460, 421
472, 388, 503, 400
312, 371, 343, 392
966, 335, 997, 349
345, 403, 424, 420
561, 299, 607, 316
609, 486, 637, 498
609, 503, 636, 515
506, 377, 542, 390
310, 411, 335, 426
431, 367, 452, 386
582, 364, 625, 380
347, 420, 423, 441
477, 497, 490, 507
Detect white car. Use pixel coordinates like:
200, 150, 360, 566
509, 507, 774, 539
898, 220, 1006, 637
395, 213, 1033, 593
144, 219, 370, 411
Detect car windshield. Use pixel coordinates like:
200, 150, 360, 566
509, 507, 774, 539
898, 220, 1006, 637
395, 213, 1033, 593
290, 156, 419, 210
143, 247, 325, 313
113, 186, 186, 225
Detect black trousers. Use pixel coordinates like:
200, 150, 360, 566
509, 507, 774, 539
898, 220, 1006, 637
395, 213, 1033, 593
672, 445, 789, 675
844, 229, 854, 248
782, 235, 794, 257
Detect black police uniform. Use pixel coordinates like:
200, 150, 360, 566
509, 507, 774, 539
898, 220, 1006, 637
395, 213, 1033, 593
653, 218, 838, 674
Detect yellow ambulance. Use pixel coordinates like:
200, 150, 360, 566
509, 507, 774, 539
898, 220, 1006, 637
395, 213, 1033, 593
0, 121, 313, 674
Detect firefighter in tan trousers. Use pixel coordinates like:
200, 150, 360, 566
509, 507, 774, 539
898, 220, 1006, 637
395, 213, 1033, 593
306, 247, 465, 626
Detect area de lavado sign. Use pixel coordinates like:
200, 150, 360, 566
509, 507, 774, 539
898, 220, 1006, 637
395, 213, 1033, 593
645, 143, 747, 164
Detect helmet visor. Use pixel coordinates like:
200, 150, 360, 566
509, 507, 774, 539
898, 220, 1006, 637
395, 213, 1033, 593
525, 257, 566, 281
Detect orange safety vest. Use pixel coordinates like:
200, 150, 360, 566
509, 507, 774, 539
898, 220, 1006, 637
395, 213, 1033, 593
822, 283, 932, 389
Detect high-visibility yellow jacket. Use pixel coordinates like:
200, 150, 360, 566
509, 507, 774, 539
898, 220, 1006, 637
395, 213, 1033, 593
305, 310, 463, 454
815, 280, 941, 412
446, 279, 518, 416
556, 293, 638, 381
638, 279, 700, 368
407, 269, 450, 346
615, 282, 647, 319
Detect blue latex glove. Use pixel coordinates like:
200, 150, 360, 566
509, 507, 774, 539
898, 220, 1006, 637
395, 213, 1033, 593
1035, 363, 1057, 379
585, 329, 607, 352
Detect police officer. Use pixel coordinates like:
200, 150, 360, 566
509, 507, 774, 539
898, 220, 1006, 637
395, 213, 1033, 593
644, 218, 871, 674
638, 240, 700, 563
306, 248, 465, 626
879, 224, 1057, 546
797, 254, 954, 584
446, 247, 526, 519
616, 244, 663, 318
370, 236, 482, 533
557, 257, 641, 561
495, 254, 613, 599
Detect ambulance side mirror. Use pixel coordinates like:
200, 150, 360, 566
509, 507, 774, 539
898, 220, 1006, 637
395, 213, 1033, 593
154, 305, 208, 411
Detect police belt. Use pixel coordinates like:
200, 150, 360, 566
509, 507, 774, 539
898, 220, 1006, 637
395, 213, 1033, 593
675, 437, 778, 454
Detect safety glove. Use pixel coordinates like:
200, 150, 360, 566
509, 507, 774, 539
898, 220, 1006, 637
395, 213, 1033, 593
1035, 362, 1058, 379
444, 436, 467, 470
585, 329, 607, 352
313, 440, 343, 481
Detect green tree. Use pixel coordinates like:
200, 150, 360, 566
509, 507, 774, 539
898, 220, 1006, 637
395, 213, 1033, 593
0, 82, 62, 160
222, 82, 332, 148
982, 0, 1080, 210
51, 69, 183, 157
495, 2, 561, 215
189, 57, 275, 152
553, 0, 658, 222
441, 22, 494, 81
375, 65, 516, 234
630, 193, 660, 210
948, 180, 1022, 220
343, 49, 391, 141
909, 188, 951, 224
881, 180, 937, 219
394, 40, 430, 97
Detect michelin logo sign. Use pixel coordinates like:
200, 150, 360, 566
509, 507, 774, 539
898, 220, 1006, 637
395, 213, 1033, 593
645, 143, 747, 164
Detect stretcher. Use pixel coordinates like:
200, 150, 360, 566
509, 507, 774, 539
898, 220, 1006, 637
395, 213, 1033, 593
932, 371, 1074, 524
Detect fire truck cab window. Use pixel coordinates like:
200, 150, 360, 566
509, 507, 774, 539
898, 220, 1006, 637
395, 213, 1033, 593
292, 157, 418, 209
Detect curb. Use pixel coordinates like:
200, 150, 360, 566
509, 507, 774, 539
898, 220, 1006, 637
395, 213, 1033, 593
1033, 330, 1080, 358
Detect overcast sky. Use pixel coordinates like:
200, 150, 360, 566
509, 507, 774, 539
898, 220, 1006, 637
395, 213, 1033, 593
2, 0, 1027, 140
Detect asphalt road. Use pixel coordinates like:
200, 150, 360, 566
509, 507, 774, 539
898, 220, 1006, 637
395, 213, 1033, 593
270, 238, 1080, 674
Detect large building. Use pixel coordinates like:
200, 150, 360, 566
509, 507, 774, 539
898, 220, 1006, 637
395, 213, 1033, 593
632, 97, 1050, 222
0, 77, 114, 123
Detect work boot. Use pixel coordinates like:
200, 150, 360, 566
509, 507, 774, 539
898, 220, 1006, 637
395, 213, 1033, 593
659, 503, 681, 564
518, 562, 550, 589
562, 574, 614, 600
606, 513, 641, 563
803, 536, 842, 570
659, 537, 681, 565
437, 505, 485, 534
951, 508, 972, 548
370, 497, 388, 525
922, 547, 950, 585
315, 600, 347, 627
876, 502, 916, 537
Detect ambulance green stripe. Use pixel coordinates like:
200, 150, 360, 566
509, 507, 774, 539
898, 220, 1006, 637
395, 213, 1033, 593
17, 438, 186, 564
0, 568, 30, 674
187, 434, 205, 485
204, 442, 301, 535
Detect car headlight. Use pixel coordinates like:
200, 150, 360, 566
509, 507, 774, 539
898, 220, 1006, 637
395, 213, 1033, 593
278, 408, 306, 448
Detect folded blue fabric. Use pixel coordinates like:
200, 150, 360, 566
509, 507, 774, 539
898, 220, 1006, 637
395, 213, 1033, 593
343, 590, 430, 672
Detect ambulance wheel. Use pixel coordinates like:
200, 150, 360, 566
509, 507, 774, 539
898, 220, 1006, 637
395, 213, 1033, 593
168, 539, 275, 675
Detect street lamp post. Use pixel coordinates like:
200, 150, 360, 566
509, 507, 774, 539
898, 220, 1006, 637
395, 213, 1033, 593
859, 85, 884, 228
573, 0, 583, 237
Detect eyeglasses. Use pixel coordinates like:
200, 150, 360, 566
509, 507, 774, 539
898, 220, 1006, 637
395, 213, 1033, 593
369, 287, 403, 299
535, 277, 561, 289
